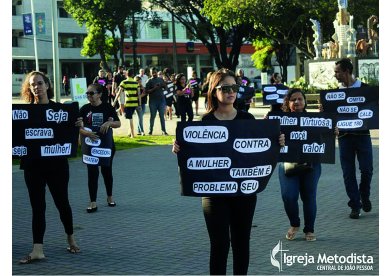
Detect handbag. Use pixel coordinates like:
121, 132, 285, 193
284, 162, 313, 177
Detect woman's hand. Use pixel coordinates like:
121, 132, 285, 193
100, 117, 114, 134
75, 117, 83, 128
172, 139, 180, 154
279, 133, 285, 147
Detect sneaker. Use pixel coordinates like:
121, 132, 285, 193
148, 131, 152, 135
162, 131, 169, 136
349, 209, 360, 219
361, 198, 372, 212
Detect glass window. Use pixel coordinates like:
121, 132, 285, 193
59, 33, 85, 48
58, 2, 70, 18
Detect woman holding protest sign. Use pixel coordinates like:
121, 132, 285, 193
79, 83, 121, 213
279, 88, 321, 242
18, 71, 81, 264
173, 68, 285, 275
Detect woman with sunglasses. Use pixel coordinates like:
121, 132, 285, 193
18, 71, 81, 264
79, 83, 121, 213
173, 69, 285, 275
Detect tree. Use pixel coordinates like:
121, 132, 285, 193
203, 0, 379, 80
63, 0, 142, 69
149, 0, 253, 71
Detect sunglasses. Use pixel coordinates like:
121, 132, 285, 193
86, 91, 99, 96
216, 84, 240, 93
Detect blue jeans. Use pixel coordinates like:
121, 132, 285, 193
136, 104, 146, 133
149, 100, 166, 133
279, 163, 321, 233
338, 134, 373, 210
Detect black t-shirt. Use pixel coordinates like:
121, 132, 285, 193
202, 109, 255, 121
176, 83, 192, 104
79, 102, 119, 144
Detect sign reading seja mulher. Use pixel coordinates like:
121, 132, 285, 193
262, 84, 289, 105
320, 86, 379, 130
12, 102, 79, 158
80, 126, 113, 166
268, 112, 336, 164
176, 120, 281, 197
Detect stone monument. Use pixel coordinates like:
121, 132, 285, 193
310, 18, 322, 60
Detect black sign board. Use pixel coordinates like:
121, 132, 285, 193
176, 120, 281, 197
12, 102, 80, 159
320, 86, 379, 130
268, 112, 336, 164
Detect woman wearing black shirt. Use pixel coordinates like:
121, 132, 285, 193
173, 69, 285, 275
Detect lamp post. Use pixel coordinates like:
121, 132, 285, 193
171, 13, 178, 74
131, 13, 138, 73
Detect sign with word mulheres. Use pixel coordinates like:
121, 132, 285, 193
262, 84, 289, 105
12, 102, 79, 159
80, 126, 113, 167
268, 112, 336, 164
319, 86, 379, 130
176, 120, 281, 197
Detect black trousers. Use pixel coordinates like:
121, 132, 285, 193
24, 161, 73, 244
86, 149, 116, 202
178, 100, 193, 122
202, 195, 257, 275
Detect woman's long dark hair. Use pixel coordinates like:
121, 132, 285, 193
206, 68, 237, 114
281, 88, 307, 112
20, 71, 54, 103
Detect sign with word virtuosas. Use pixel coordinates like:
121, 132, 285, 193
268, 112, 336, 164
176, 120, 281, 197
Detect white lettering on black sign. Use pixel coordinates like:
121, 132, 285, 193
193, 182, 238, 194
337, 119, 363, 128
12, 146, 27, 156
300, 117, 332, 129
25, 128, 54, 139
325, 91, 346, 101
240, 180, 259, 194
91, 147, 111, 157
266, 94, 279, 100
12, 110, 28, 120
268, 115, 298, 125
46, 109, 69, 123
347, 96, 365, 103
230, 165, 272, 178
277, 89, 288, 95
290, 130, 307, 140
85, 137, 101, 146
41, 143, 71, 156
358, 109, 373, 119
302, 142, 325, 153
337, 105, 358, 113
187, 157, 231, 170
280, 146, 288, 153
263, 86, 277, 92
233, 138, 271, 153
183, 126, 228, 143
83, 154, 99, 165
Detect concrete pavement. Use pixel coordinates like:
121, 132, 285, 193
11, 97, 379, 275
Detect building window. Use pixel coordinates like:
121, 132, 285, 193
58, 2, 70, 18
161, 22, 169, 39
12, 36, 18, 47
12, 5, 16, 16
59, 33, 85, 48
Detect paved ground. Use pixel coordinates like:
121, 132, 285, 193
11, 97, 380, 275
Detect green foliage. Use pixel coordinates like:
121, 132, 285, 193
251, 38, 274, 71
287, 76, 338, 94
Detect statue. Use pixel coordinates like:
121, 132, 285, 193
310, 19, 322, 59
332, 0, 351, 58
367, 15, 379, 56
346, 15, 357, 57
